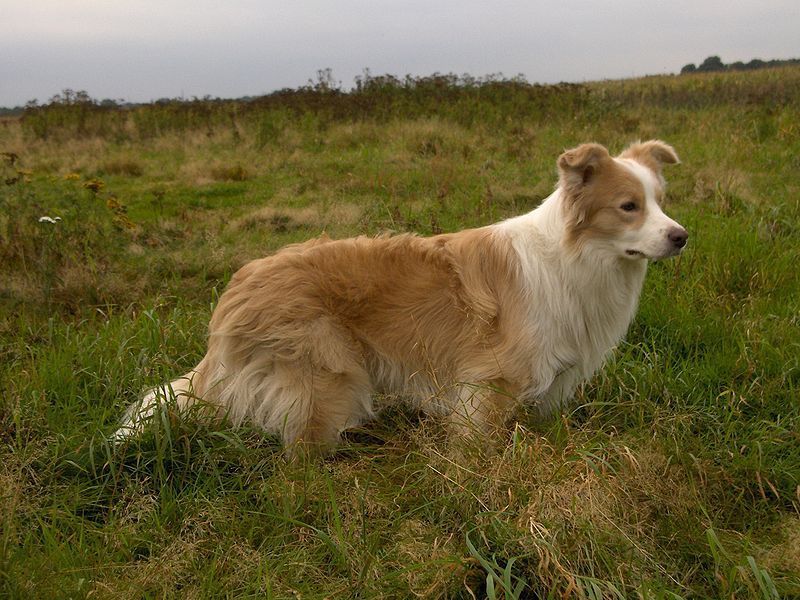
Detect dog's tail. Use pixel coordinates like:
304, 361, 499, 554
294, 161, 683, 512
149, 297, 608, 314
112, 373, 199, 442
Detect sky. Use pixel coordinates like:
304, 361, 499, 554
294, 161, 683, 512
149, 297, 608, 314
1, 0, 798, 107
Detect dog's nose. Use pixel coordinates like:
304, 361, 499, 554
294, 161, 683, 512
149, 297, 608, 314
668, 227, 688, 248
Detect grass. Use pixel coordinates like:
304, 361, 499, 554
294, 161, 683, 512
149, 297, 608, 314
1, 67, 799, 598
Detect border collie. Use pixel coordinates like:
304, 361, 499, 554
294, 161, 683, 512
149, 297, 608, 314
116, 140, 687, 453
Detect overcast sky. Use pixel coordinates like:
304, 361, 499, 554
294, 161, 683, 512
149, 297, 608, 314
1, 0, 798, 107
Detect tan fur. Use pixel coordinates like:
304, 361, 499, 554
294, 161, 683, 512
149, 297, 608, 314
167, 228, 529, 451
561, 149, 649, 249
557, 142, 611, 190
557, 141, 682, 257
619, 140, 680, 176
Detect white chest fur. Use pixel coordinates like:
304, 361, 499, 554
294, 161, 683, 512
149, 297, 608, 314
494, 192, 647, 411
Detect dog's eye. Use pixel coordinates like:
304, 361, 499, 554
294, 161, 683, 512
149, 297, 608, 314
620, 201, 637, 212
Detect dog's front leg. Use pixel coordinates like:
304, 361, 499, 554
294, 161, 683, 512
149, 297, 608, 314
535, 367, 583, 419
447, 380, 517, 440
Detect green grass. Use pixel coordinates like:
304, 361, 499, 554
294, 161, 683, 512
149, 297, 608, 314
1, 67, 799, 598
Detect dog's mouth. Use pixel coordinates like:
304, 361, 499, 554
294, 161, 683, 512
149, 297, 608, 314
625, 249, 646, 258
627, 245, 686, 261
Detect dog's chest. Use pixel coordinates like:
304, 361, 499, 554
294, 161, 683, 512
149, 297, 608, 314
518, 264, 645, 393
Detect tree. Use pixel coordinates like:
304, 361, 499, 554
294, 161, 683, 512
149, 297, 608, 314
697, 56, 725, 72
680, 63, 697, 74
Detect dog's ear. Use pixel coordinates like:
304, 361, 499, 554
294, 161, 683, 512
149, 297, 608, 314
558, 143, 611, 190
619, 140, 680, 175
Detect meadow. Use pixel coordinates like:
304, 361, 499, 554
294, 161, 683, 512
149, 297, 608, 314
1, 67, 799, 598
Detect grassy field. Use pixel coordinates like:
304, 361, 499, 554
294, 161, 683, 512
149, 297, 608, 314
1, 67, 799, 598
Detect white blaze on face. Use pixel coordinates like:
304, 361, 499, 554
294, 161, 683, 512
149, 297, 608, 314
616, 158, 685, 260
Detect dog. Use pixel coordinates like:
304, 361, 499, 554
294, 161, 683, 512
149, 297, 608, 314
115, 140, 687, 453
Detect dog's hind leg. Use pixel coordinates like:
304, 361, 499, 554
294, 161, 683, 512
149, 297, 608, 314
279, 365, 374, 458
245, 318, 375, 457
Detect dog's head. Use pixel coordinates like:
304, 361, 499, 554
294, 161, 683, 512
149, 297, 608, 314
557, 140, 687, 261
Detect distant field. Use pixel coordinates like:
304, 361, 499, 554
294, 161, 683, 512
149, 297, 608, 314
1, 67, 799, 598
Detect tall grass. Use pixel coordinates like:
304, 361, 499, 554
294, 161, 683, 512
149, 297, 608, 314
1, 67, 799, 598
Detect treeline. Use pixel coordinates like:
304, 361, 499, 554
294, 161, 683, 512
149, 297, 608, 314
1, 90, 128, 117
10, 65, 800, 141
681, 55, 800, 74
4, 59, 800, 118
14, 71, 592, 141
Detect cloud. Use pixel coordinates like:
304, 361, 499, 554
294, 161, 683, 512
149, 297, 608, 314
1, 0, 797, 106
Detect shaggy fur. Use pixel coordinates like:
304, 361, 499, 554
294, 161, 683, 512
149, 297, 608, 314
116, 140, 687, 453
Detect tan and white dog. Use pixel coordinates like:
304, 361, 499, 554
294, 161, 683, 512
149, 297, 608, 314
116, 140, 687, 453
